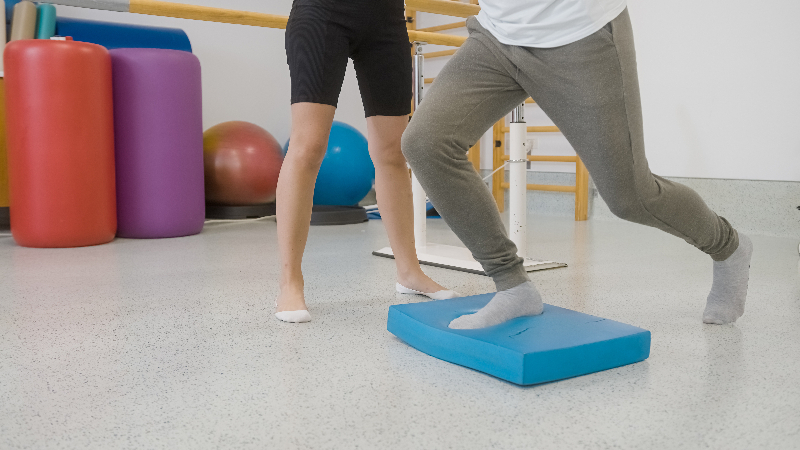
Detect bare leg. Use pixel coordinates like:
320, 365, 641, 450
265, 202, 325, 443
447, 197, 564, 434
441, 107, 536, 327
366, 116, 446, 294
276, 103, 336, 313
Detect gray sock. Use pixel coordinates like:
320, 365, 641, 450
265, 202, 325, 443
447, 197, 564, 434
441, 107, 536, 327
449, 282, 544, 330
703, 234, 753, 325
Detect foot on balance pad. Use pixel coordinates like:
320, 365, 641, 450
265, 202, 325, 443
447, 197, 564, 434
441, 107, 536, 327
388, 294, 651, 386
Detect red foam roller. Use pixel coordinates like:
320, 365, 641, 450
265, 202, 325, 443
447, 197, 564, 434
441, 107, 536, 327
4, 40, 117, 248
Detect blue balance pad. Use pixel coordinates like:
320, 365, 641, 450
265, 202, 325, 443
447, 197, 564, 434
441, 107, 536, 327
388, 294, 651, 385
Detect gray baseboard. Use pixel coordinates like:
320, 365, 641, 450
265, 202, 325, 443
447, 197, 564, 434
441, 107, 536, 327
482, 171, 799, 238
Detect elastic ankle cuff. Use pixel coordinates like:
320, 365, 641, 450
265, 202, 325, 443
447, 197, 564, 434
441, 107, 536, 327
710, 229, 740, 262
491, 263, 530, 291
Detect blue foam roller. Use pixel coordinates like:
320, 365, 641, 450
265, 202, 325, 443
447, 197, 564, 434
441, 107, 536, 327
55, 17, 192, 52
388, 294, 651, 385
36, 4, 57, 40
5, 1, 23, 24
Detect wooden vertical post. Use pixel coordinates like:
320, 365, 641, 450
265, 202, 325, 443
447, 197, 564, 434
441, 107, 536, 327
492, 118, 505, 212
575, 157, 589, 221
406, 8, 416, 32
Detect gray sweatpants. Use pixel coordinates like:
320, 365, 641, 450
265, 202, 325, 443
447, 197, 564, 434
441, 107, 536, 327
402, 9, 739, 291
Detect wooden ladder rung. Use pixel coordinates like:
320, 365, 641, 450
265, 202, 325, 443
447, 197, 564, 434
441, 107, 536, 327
500, 126, 560, 133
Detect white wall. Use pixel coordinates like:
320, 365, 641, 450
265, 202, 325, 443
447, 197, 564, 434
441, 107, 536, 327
56, 0, 800, 182
419, 1, 800, 182
628, 0, 800, 182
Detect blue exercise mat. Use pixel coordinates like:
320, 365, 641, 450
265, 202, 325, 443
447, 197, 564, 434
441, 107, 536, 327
367, 200, 440, 220
56, 18, 192, 52
388, 294, 651, 385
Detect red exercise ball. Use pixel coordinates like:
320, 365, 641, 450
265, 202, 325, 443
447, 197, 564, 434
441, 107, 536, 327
203, 121, 284, 205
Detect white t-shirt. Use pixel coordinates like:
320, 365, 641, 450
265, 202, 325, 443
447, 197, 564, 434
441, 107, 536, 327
477, 0, 628, 48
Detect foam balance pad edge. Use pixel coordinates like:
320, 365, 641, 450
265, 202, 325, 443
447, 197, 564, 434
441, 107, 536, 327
388, 294, 651, 385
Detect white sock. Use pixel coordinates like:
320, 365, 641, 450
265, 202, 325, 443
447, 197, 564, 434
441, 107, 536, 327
275, 310, 311, 323
449, 281, 543, 330
703, 234, 753, 325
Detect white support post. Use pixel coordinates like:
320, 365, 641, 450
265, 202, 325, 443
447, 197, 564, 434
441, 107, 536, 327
412, 174, 427, 251
509, 104, 528, 259
411, 42, 427, 251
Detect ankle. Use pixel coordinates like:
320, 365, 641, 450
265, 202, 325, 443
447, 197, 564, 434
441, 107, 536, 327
280, 271, 304, 292
396, 267, 425, 284
277, 285, 307, 312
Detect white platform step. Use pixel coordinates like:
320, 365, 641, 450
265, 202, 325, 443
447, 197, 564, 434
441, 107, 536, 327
373, 243, 567, 275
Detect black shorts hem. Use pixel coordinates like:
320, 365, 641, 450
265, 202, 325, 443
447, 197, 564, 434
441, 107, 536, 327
290, 97, 339, 108
364, 106, 411, 118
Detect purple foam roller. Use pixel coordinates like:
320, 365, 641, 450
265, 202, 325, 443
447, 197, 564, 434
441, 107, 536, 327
111, 48, 205, 239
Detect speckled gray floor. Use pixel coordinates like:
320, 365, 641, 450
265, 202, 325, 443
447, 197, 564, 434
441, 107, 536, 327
0, 217, 798, 449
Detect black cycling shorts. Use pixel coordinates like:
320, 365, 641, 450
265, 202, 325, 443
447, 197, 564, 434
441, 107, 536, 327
285, 0, 412, 117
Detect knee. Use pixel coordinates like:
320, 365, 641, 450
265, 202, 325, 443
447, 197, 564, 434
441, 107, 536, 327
605, 198, 642, 222
601, 174, 670, 222
374, 153, 409, 173
287, 144, 326, 171
603, 186, 659, 223
370, 141, 408, 170
287, 135, 327, 169
402, 120, 455, 172
401, 118, 437, 166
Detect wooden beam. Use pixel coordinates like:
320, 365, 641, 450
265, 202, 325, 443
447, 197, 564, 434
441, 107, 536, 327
418, 21, 465, 33
408, 29, 467, 47
130, 0, 289, 28
501, 126, 560, 133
